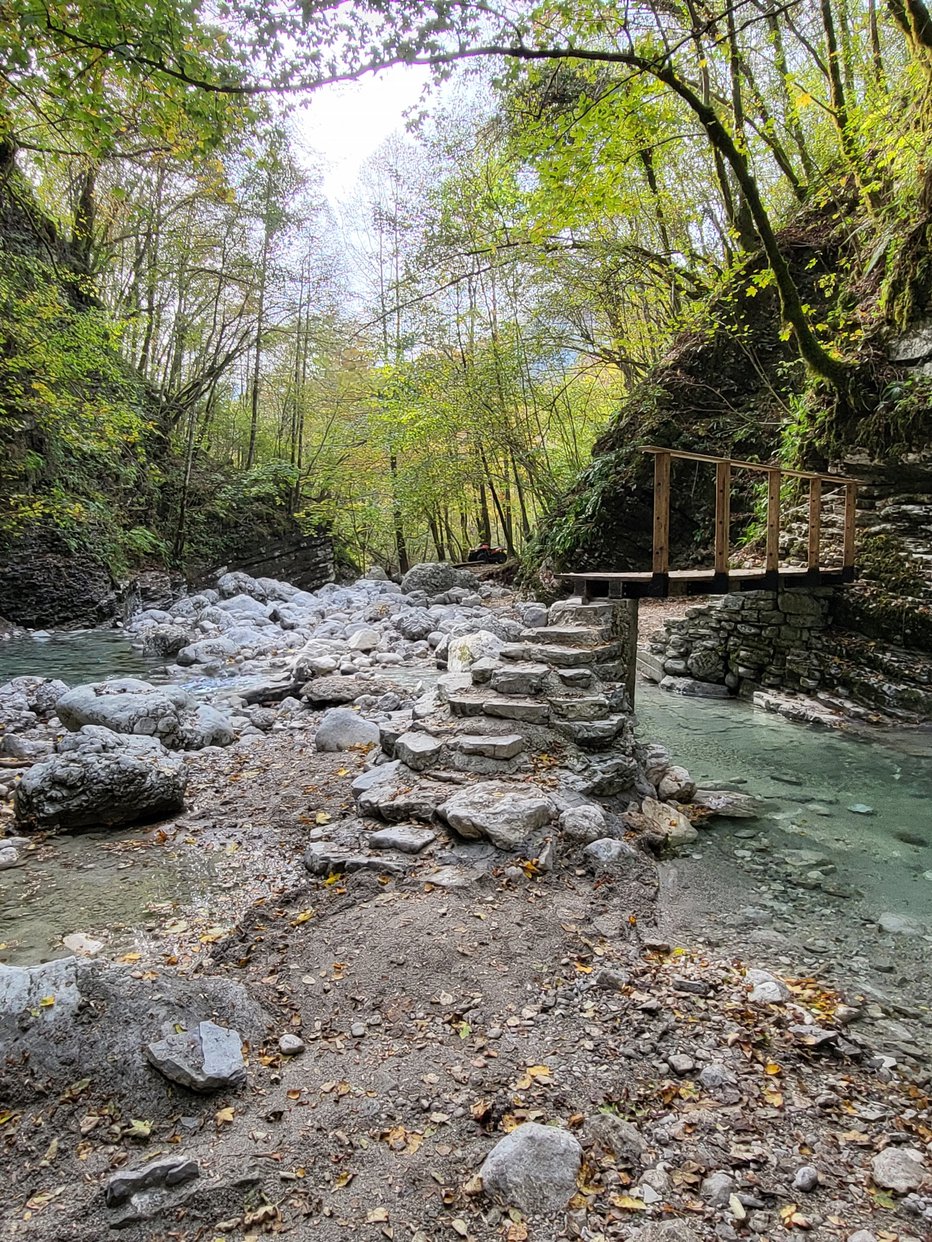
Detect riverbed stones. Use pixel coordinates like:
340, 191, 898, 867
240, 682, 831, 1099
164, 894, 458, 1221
870, 1146, 928, 1194
439, 781, 553, 850
348, 627, 380, 651
479, 1121, 582, 1214
106, 1155, 200, 1206
13, 727, 187, 832
314, 708, 379, 752
55, 678, 193, 747
146, 1020, 246, 1093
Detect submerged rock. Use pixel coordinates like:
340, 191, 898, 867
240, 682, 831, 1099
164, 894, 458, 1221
13, 727, 186, 832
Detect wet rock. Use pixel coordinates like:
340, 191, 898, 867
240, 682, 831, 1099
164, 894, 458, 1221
479, 1121, 582, 1214
315, 708, 380, 752
146, 1020, 246, 1093
439, 781, 553, 850
14, 727, 186, 832
877, 912, 924, 936
640, 796, 699, 845
870, 1146, 928, 1194
659, 675, 731, 698
692, 789, 760, 818
106, 1155, 199, 1206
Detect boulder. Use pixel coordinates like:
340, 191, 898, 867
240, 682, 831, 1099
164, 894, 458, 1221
394, 731, 443, 771
479, 1121, 582, 1215
179, 705, 236, 749
0, 688, 37, 734
13, 727, 187, 832
448, 630, 505, 673
392, 608, 435, 641
657, 764, 696, 802
301, 675, 364, 705
216, 571, 265, 600
141, 624, 190, 658
583, 837, 638, 868
56, 679, 192, 748
640, 796, 699, 845
559, 804, 608, 844
0, 675, 70, 718
368, 825, 437, 853
176, 636, 238, 667
439, 781, 553, 850
400, 562, 476, 596
315, 708, 380, 752
691, 789, 760, 818
146, 1020, 246, 1093
348, 627, 381, 651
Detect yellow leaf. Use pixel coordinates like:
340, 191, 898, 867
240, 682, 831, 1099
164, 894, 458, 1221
610, 1194, 648, 1211
323, 873, 342, 886
315, 811, 331, 825
215, 1107, 235, 1126
333, 1170, 354, 1189
39, 995, 55, 1007
292, 909, 315, 925
765, 1062, 782, 1076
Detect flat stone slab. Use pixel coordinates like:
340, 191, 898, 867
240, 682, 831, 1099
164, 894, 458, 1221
692, 789, 760, 818
456, 734, 525, 760
369, 825, 437, 853
556, 668, 594, 687
146, 1020, 246, 1093
394, 731, 443, 771
482, 698, 550, 723
489, 663, 549, 696
106, 1156, 200, 1207
304, 841, 407, 874
447, 694, 489, 718
660, 675, 731, 698
548, 695, 609, 721
552, 715, 625, 748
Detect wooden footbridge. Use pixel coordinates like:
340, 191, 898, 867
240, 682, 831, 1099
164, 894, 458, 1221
563, 447, 859, 601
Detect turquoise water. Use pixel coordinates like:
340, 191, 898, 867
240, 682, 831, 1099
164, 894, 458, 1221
0, 630, 165, 685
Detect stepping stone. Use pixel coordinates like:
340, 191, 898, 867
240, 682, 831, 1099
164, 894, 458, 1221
437, 671, 474, 702
146, 1021, 246, 1094
552, 715, 626, 748
394, 731, 443, 771
548, 695, 609, 721
482, 698, 550, 723
523, 642, 619, 668
439, 781, 553, 849
489, 663, 549, 696
369, 825, 437, 853
305, 842, 407, 875
456, 733, 525, 759
446, 694, 488, 718
498, 643, 530, 662
520, 625, 610, 647
557, 668, 594, 688
469, 657, 500, 685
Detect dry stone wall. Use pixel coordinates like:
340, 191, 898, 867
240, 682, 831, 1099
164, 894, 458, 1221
644, 589, 834, 695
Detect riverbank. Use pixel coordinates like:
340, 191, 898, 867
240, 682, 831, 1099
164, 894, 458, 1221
0, 571, 929, 1241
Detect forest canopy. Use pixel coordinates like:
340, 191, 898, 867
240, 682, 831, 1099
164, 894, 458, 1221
1, 0, 931, 573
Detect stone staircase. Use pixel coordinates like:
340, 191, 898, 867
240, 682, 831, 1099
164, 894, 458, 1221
434, 607, 630, 753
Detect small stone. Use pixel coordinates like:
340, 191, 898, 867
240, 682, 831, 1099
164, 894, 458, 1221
870, 1146, 927, 1194
479, 1122, 582, 1215
699, 1062, 736, 1090
877, 912, 924, 936
583, 837, 637, 869
701, 1171, 735, 1206
793, 1165, 819, 1192
667, 1053, 696, 1076
278, 1034, 305, 1056
62, 932, 104, 957
847, 803, 874, 815
348, 628, 380, 652
0, 847, 19, 870
746, 968, 790, 1004
351, 1022, 366, 1038
846, 1233, 878, 1242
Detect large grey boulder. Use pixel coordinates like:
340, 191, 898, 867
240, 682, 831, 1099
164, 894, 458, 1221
870, 1146, 928, 1193
146, 1020, 246, 1093
216, 571, 265, 599
315, 708, 380, 752
0, 688, 37, 734
13, 726, 187, 832
479, 1122, 582, 1214
141, 624, 191, 658
440, 781, 553, 850
448, 630, 505, 673
176, 636, 237, 667
392, 608, 435, 641
0, 675, 69, 718
179, 705, 236, 749
400, 562, 476, 596
56, 679, 192, 748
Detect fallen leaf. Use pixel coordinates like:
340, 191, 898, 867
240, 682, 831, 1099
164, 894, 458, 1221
292, 909, 315, 925
367, 1208, 390, 1223
215, 1107, 235, 1126
610, 1194, 648, 1211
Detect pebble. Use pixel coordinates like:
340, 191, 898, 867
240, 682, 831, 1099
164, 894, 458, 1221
350, 1022, 366, 1038
667, 1053, 696, 1076
278, 1033, 305, 1056
701, 1171, 735, 1205
793, 1165, 819, 1192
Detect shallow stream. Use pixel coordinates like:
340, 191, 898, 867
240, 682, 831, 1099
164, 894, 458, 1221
1, 632, 930, 1056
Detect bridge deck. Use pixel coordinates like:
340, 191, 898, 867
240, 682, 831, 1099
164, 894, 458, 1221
564, 565, 857, 601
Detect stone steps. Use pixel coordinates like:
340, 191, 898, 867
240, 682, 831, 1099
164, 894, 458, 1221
518, 624, 612, 648
552, 715, 628, 749
447, 693, 550, 723
500, 641, 621, 669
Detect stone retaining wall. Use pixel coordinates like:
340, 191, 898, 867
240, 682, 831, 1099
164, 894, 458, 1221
644, 588, 834, 695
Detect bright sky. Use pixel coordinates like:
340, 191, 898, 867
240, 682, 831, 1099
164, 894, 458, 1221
298, 65, 433, 205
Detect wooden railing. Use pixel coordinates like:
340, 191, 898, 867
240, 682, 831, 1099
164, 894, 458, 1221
642, 446, 859, 580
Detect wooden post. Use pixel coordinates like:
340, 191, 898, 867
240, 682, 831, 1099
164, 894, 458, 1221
808, 478, 822, 570
652, 452, 671, 574
843, 481, 858, 568
766, 470, 781, 572
714, 460, 731, 574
